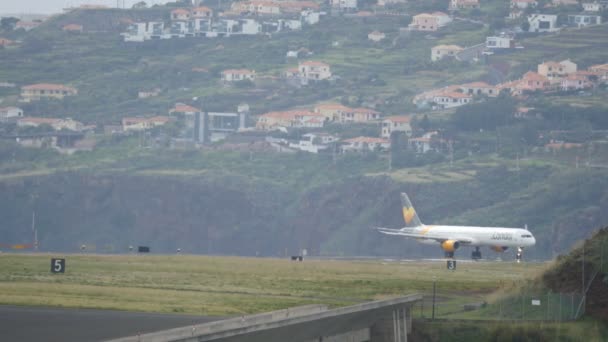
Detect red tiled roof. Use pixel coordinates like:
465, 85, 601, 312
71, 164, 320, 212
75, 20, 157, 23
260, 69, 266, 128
300, 61, 330, 67
22, 83, 77, 92
62, 24, 83, 31
171, 8, 190, 14
0, 38, 14, 45
522, 71, 548, 82
315, 103, 352, 111
171, 104, 200, 113
193, 6, 213, 12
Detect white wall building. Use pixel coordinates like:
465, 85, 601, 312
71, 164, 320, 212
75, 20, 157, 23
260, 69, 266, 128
528, 14, 558, 33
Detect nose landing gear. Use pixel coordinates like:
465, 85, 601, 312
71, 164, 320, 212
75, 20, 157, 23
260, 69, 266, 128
516, 247, 523, 263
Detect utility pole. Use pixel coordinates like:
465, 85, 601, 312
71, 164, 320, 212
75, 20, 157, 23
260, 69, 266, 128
431, 278, 436, 320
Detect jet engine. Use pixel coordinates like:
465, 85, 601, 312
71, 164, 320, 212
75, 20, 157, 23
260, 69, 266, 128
441, 240, 460, 252
491, 246, 509, 253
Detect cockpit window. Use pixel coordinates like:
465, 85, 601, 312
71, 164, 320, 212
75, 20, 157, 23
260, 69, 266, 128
521, 234, 533, 238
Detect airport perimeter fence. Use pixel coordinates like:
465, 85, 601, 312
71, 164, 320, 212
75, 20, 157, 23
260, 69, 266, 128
412, 289, 586, 322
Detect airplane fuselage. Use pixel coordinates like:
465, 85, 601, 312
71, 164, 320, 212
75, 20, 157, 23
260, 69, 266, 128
413, 225, 536, 248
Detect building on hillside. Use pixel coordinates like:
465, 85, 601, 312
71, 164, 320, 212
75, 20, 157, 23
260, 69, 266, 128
169, 103, 201, 116
458, 82, 498, 96
299, 61, 331, 81
221, 69, 256, 82
567, 14, 602, 27
381, 116, 412, 138
313, 103, 353, 121
431, 44, 463, 61
0, 106, 24, 122
551, 0, 579, 5
21, 83, 77, 101
528, 14, 558, 32
368, 31, 386, 42
15, 21, 40, 31
62, 24, 83, 32
409, 12, 451, 31
256, 110, 325, 130
486, 35, 515, 49
588, 63, 608, 81
331, 0, 358, 11
192, 6, 213, 18
289, 133, 338, 153
341, 136, 389, 152
171, 8, 191, 21
518, 71, 550, 91
582, 1, 608, 11
409, 131, 440, 153
511, 0, 537, 9
561, 74, 593, 91
432, 91, 473, 108
538, 60, 577, 79
138, 88, 161, 98
0, 38, 15, 46
122, 116, 171, 131
339, 107, 380, 123
17, 117, 84, 131
449, 0, 480, 10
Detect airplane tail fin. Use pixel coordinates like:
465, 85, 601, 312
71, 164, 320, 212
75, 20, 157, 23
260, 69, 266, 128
400, 193, 423, 228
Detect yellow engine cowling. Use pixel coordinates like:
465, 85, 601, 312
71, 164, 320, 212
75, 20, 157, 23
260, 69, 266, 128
491, 246, 509, 253
441, 240, 460, 252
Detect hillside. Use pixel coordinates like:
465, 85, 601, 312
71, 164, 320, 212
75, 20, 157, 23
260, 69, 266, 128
1, 147, 607, 260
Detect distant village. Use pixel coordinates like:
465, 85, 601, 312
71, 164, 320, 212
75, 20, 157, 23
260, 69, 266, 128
1, 0, 607, 156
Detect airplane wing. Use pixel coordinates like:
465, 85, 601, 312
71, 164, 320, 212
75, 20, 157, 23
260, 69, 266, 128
375, 227, 475, 244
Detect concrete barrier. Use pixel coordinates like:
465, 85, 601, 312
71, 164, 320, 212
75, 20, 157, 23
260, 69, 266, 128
107, 294, 422, 342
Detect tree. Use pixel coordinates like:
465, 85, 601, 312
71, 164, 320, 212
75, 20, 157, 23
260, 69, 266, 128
132, 1, 147, 8
0, 17, 19, 31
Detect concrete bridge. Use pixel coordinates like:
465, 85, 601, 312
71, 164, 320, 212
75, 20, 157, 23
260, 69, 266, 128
107, 294, 422, 342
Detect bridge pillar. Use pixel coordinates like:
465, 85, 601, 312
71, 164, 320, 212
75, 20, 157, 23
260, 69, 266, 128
369, 306, 409, 342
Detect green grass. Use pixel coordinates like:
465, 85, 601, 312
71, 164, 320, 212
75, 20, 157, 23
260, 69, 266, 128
0, 254, 545, 316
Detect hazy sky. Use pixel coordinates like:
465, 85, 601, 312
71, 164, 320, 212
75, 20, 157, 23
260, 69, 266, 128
0, 0, 170, 15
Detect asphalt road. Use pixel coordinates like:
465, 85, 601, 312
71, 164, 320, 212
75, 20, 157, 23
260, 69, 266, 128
0, 305, 220, 341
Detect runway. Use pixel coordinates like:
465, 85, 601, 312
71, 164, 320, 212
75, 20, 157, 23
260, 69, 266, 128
0, 305, 220, 342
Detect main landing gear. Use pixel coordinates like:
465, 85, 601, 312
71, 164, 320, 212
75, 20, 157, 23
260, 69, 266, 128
516, 247, 523, 263
471, 247, 482, 260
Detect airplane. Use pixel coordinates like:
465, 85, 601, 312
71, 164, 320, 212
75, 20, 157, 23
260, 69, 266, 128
376, 193, 536, 261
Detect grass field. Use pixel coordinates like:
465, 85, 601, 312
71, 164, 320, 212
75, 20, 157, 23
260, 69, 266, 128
0, 254, 545, 316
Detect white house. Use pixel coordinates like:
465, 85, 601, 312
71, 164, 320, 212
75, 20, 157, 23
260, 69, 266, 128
528, 14, 558, 32
567, 14, 602, 27
511, 0, 537, 9
241, 19, 262, 34
458, 82, 498, 97
0, 106, 24, 121
299, 61, 331, 81
221, 69, 256, 82
368, 31, 386, 42
561, 74, 592, 91
381, 116, 412, 138
341, 136, 389, 152
486, 36, 514, 49
431, 44, 463, 61
331, 0, 358, 11
433, 92, 473, 108
582, 1, 608, 11
409, 131, 439, 153
538, 60, 577, 79
449, 0, 480, 10
289, 133, 338, 153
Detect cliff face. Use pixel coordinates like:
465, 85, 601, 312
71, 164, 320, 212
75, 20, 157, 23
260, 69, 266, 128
1, 169, 607, 259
